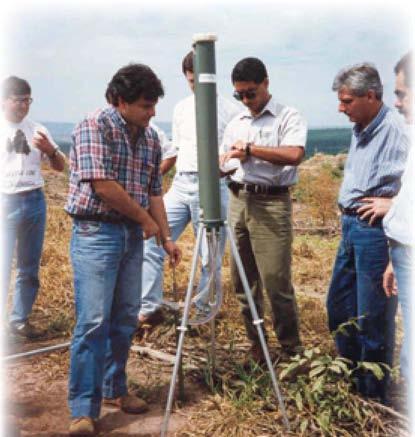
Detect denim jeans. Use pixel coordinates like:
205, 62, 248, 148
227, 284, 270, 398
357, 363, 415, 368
140, 173, 228, 316
0, 188, 46, 324
389, 240, 413, 402
327, 214, 397, 401
68, 219, 143, 419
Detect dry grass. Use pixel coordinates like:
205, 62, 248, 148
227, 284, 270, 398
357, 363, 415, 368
6, 155, 408, 436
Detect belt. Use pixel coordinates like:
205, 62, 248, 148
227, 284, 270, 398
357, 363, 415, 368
339, 206, 359, 215
177, 171, 198, 175
70, 214, 135, 225
227, 180, 289, 195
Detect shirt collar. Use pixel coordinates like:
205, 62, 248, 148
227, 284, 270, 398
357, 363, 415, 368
353, 104, 388, 141
239, 95, 278, 120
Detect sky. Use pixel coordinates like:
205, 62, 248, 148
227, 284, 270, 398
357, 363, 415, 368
1, 0, 413, 128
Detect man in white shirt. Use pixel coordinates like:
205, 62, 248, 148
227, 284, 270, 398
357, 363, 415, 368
220, 57, 307, 362
139, 52, 240, 325
382, 52, 413, 414
0, 76, 65, 338
151, 122, 177, 176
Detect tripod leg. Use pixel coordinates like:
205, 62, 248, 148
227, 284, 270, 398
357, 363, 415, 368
161, 223, 204, 437
225, 223, 291, 431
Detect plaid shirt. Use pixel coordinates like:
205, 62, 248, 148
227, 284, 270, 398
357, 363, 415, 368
65, 107, 162, 219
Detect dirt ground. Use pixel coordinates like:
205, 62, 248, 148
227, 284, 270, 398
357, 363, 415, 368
6, 345, 207, 436
4, 155, 408, 436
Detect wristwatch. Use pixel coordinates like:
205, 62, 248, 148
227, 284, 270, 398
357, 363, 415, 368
163, 236, 173, 244
245, 142, 253, 156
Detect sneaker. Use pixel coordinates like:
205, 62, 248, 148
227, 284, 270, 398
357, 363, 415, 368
69, 417, 95, 436
103, 393, 149, 414
9, 321, 44, 339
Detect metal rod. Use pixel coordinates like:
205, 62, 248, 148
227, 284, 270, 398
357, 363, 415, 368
226, 222, 291, 431
3, 341, 71, 362
172, 266, 186, 401
161, 223, 204, 437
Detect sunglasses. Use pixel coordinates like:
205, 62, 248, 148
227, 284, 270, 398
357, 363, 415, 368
233, 90, 257, 101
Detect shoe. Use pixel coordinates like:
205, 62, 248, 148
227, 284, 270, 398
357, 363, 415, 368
69, 417, 95, 436
242, 342, 267, 369
277, 344, 304, 362
9, 321, 44, 339
103, 393, 149, 414
137, 309, 165, 328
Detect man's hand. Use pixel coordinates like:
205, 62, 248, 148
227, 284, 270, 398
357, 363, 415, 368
33, 131, 56, 156
357, 197, 392, 225
142, 216, 161, 243
383, 261, 398, 297
163, 240, 181, 267
220, 140, 248, 167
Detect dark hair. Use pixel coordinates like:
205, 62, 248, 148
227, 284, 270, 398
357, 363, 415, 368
2, 76, 31, 99
394, 52, 412, 88
231, 57, 268, 84
182, 51, 194, 75
105, 63, 164, 106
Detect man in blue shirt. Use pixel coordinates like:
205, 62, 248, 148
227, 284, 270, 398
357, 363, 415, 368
326, 63, 409, 403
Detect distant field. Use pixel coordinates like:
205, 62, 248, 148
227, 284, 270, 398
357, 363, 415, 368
43, 121, 352, 158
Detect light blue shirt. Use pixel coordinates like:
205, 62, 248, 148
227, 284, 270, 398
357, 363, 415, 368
339, 104, 409, 209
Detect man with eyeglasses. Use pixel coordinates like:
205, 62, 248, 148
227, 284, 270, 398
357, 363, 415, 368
220, 57, 307, 363
1, 76, 65, 339
139, 51, 240, 326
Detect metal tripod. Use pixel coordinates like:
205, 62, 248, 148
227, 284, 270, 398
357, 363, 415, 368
161, 221, 290, 436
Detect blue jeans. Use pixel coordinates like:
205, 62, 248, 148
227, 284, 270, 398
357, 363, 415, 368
389, 240, 413, 386
140, 173, 228, 316
327, 214, 397, 401
0, 189, 46, 324
68, 220, 143, 419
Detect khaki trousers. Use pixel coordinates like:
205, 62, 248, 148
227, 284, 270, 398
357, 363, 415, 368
228, 189, 301, 349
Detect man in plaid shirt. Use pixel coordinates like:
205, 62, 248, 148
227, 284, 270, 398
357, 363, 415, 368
65, 64, 181, 436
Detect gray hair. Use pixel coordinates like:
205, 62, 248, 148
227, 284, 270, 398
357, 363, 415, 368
332, 63, 383, 99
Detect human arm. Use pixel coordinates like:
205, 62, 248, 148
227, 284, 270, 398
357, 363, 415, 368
160, 156, 177, 175
33, 131, 66, 171
221, 140, 305, 166
357, 197, 393, 225
92, 180, 160, 240
148, 195, 181, 266
383, 261, 397, 297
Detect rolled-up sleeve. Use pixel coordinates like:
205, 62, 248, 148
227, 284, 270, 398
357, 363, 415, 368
73, 118, 116, 181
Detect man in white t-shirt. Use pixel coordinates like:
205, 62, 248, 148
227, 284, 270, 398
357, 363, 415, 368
220, 57, 307, 363
0, 76, 65, 338
139, 52, 240, 325
382, 52, 414, 415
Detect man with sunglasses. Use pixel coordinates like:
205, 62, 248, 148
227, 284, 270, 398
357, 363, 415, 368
1, 76, 65, 339
220, 57, 307, 362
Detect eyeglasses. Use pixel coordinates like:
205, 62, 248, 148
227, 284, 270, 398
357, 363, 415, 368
8, 96, 33, 105
233, 90, 257, 101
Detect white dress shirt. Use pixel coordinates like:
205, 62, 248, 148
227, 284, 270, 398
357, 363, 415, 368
150, 122, 177, 161
173, 94, 241, 172
220, 96, 307, 186
383, 126, 415, 246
